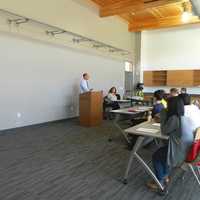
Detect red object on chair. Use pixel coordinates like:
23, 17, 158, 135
186, 139, 200, 166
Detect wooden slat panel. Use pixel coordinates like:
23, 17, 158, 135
129, 15, 200, 31
99, 0, 183, 17
90, 0, 199, 31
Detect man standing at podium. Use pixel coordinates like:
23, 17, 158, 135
80, 73, 92, 93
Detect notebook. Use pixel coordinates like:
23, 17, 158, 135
152, 123, 160, 127
136, 127, 159, 134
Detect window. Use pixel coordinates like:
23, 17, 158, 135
125, 61, 133, 72
124, 61, 134, 97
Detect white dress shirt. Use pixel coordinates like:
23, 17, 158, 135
181, 104, 200, 149
80, 79, 90, 93
184, 104, 200, 130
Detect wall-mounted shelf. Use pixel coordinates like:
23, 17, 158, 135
144, 70, 167, 86
194, 70, 200, 86
144, 69, 200, 87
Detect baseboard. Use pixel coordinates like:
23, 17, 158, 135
0, 116, 79, 133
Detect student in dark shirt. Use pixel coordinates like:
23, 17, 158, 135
169, 88, 179, 97
180, 87, 187, 94
152, 90, 165, 118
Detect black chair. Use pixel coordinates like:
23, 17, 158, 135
103, 95, 120, 119
103, 96, 113, 119
116, 93, 121, 100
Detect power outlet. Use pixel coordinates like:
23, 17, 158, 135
17, 112, 21, 118
16, 112, 22, 127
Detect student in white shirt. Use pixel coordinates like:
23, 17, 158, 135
179, 93, 200, 145
80, 73, 92, 93
107, 87, 120, 110
107, 87, 118, 101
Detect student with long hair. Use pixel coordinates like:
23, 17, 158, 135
107, 87, 120, 110
147, 96, 185, 191
107, 87, 118, 101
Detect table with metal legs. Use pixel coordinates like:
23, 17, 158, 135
108, 113, 132, 144
122, 121, 169, 192
108, 106, 152, 144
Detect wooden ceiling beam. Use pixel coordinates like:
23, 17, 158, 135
100, 0, 184, 17
91, 0, 106, 7
129, 15, 200, 31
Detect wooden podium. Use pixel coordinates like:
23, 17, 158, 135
79, 91, 103, 127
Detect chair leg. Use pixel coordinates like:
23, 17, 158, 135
197, 166, 200, 180
188, 164, 200, 185
154, 138, 159, 146
197, 166, 200, 177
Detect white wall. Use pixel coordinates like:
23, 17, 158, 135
141, 25, 200, 70
0, 0, 134, 52
0, 0, 137, 130
0, 32, 124, 130
141, 25, 200, 94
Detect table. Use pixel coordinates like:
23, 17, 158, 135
116, 99, 132, 108
109, 106, 152, 144
116, 99, 131, 103
123, 121, 169, 191
126, 96, 152, 106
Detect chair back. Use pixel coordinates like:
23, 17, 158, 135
103, 96, 112, 105
186, 128, 200, 166
116, 94, 121, 100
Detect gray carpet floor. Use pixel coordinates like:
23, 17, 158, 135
0, 119, 199, 200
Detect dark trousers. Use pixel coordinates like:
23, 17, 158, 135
111, 102, 120, 110
152, 145, 169, 184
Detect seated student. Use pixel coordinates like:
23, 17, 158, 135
135, 83, 144, 99
169, 88, 179, 97
107, 87, 120, 110
159, 89, 167, 108
179, 94, 200, 145
193, 99, 200, 109
107, 87, 118, 101
179, 88, 190, 104
152, 90, 165, 119
147, 96, 185, 191
180, 87, 187, 94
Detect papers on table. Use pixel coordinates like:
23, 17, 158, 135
136, 127, 159, 134
128, 96, 144, 101
128, 106, 152, 112
152, 123, 160, 127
